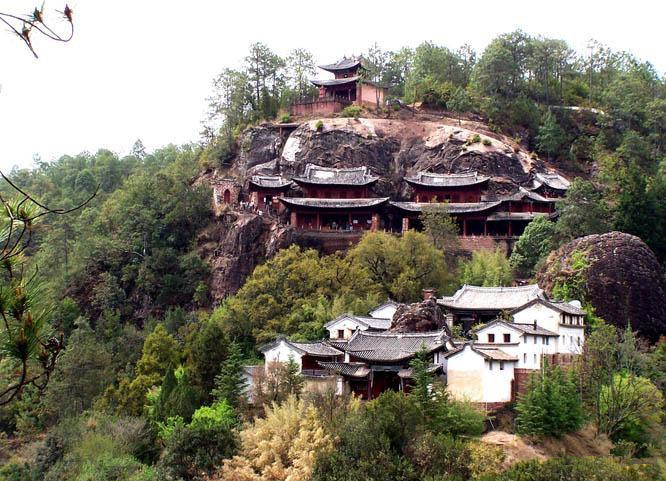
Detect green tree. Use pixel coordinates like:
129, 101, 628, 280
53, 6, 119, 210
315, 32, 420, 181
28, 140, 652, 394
211, 341, 246, 408
420, 203, 460, 253
516, 361, 584, 437
447, 86, 473, 124
461, 248, 513, 286
183, 317, 230, 400
555, 178, 611, 242
509, 215, 556, 277
349, 231, 456, 302
536, 110, 565, 160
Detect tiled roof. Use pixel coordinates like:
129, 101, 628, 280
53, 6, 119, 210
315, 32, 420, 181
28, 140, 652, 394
368, 300, 401, 319
510, 298, 586, 316
534, 172, 570, 191
318, 361, 370, 378
500, 187, 558, 203
439, 284, 543, 311
319, 58, 362, 71
293, 164, 378, 186
278, 197, 389, 209
390, 201, 501, 214
476, 319, 559, 337
324, 314, 391, 331
405, 171, 489, 188
397, 364, 443, 378
311, 77, 359, 87
260, 337, 343, 356
486, 212, 555, 221
345, 330, 449, 362
249, 175, 292, 189
474, 347, 519, 361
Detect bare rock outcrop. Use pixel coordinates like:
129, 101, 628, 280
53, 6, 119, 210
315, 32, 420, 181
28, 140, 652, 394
536, 231, 666, 341
390, 297, 450, 334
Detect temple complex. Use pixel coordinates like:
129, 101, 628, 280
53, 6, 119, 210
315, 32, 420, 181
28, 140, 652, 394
248, 175, 292, 212
290, 57, 389, 116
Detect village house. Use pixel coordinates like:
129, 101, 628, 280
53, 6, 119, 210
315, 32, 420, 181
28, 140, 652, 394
290, 57, 389, 116
256, 292, 586, 408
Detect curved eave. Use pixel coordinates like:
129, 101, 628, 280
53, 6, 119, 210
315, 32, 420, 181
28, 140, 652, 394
389, 201, 501, 214
278, 197, 389, 210
248, 181, 293, 190
292, 177, 378, 187
404, 177, 490, 189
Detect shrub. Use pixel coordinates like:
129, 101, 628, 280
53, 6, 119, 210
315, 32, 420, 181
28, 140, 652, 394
341, 105, 362, 118
469, 134, 481, 144
482, 138, 492, 146
280, 113, 291, 123
315, 119, 324, 132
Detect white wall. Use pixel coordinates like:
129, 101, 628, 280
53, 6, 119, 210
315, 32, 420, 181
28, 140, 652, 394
326, 317, 366, 339
558, 325, 585, 355
513, 303, 560, 333
369, 304, 397, 319
476, 322, 556, 369
445, 345, 515, 403
263, 340, 303, 371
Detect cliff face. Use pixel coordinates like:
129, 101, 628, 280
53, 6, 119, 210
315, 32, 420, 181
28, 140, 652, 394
201, 116, 563, 301
536, 231, 666, 341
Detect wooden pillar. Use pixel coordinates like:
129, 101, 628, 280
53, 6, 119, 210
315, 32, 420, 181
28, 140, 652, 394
508, 221, 513, 237
402, 217, 410, 232
484, 221, 488, 236
290, 211, 298, 228
316, 213, 321, 230
348, 212, 352, 230
463, 219, 468, 236
371, 213, 379, 232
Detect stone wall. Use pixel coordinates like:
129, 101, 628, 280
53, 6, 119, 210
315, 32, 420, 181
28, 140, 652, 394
212, 178, 241, 214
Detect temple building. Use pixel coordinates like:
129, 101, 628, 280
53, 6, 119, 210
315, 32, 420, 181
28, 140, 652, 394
279, 164, 388, 231
404, 171, 490, 203
530, 172, 571, 198
248, 175, 292, 212
290, 57, 388, 116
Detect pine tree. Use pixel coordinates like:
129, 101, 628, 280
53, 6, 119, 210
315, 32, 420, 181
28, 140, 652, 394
536, 110, 565, 160
516, 360, 584, 437
409, 345, 434, 412
212, 341, 246, 408
284, 356, 305, 398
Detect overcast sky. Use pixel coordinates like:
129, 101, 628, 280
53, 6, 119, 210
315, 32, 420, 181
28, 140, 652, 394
1, 0, 664, 171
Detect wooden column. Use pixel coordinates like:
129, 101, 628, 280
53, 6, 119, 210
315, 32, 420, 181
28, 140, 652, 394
508, 221, 513, 237
402, 217, 410, 232
348, 212, 352, 230
371, 213, 379, 232
463, 219, 468, 236
316, 213, 321, 230
484, 222, 488, 236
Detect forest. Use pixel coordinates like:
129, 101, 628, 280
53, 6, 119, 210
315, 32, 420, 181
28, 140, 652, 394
0, 32, 664, 481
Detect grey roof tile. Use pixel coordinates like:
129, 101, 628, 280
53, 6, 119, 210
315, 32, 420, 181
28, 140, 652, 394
439, 284, 543, 311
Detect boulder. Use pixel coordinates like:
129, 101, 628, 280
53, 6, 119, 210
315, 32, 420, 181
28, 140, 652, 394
536, 231, 666, 341
390, 297, 450, 334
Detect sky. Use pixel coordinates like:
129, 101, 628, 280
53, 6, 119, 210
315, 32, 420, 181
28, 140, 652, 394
1, 0, 665, 172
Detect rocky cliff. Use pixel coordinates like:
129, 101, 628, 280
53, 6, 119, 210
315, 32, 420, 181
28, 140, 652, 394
536, 231, 666, 341
201, 115, 568, 301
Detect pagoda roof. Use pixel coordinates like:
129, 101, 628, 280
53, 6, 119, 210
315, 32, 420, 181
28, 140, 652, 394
324, 313, 391, 331
311, 76, 359, 87
317, 361, 370, 378
438, 284, 543, 311
259, 337, 343, 357
293, 164, 378, 186
319, 57, 363, 72
405, 171, 489, 188
278, 197, 389, 210
249, 175, 293, 190
344, 329, 450, 363
486, 212, 556, 222
389, 201, 501, 214
533, 172, 570, 191
500, 187, 558, 203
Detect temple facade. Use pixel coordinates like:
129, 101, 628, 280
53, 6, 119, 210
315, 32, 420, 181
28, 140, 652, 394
291, 57, 389, 116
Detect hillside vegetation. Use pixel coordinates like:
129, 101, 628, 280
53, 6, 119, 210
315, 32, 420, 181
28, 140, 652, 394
0, 34, 664, 481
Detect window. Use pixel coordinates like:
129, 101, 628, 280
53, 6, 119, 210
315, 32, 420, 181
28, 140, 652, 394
488, 334, 495, 343
533, 354, 537, 364
503, 333, 511, 343
570, 336, 574, 345
489, 361, 493, 370
533, 335, 537, 345
545, 337, 549, 345
542, 337, 546, 345
500, 361, 505, 370
523, 353, 527, 363
523, 336, 527, 344
562, 335, 566, 344
337, 329, 344, 339
577, 336, 581, 346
